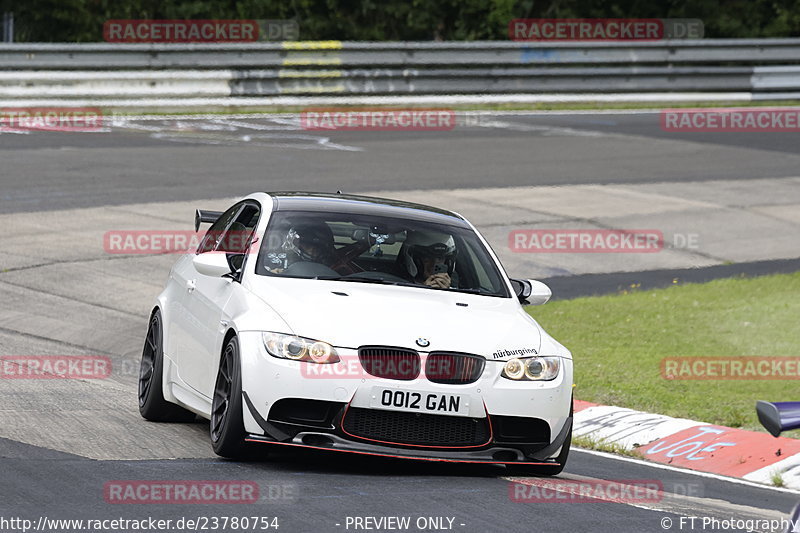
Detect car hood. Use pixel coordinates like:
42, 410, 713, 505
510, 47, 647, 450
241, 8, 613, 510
246, 277, 542, 357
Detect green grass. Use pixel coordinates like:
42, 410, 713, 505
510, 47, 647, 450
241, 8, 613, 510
572, 434, 644, 458
528, 272, 800, 431
771, 470, 786, 487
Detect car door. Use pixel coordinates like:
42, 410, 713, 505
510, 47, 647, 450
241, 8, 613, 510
174, 201, 260, 397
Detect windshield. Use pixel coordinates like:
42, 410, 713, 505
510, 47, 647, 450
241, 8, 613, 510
255, 210, 510, 298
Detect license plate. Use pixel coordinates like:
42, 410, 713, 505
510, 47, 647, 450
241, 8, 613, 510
369, 387, 471, 417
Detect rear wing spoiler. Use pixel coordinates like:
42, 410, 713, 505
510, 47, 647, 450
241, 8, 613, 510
194, 209, 223, 231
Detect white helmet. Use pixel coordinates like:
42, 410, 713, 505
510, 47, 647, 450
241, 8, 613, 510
402, 230, 457, 278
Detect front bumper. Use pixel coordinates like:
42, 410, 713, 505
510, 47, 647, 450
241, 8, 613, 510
238, 331, 573, 464
242, 391, 572, 465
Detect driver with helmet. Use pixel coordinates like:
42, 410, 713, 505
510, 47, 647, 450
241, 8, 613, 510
264, 221, 336, 273
401, 231, 457, 289
283, 222, 336, 265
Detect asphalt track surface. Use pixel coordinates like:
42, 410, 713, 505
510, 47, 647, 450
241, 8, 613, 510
2, 436, 798, 533
1, 112, 799, 533
544, 257, 800, 300
3, 111, 800, 213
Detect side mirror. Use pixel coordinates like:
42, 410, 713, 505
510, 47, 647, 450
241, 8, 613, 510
193, 253, 233, 277
511, 279, 552, 306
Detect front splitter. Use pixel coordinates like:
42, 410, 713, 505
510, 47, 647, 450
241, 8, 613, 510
244, 433, 558, 466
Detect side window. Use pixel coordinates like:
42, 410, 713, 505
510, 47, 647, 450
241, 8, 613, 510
196, 203, 243, 254
217, 203, 260, 253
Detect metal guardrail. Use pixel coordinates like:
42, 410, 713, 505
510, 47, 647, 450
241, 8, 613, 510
1, 40, 800, 101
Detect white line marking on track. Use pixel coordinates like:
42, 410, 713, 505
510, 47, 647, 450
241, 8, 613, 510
504, 473, 788, 533
573, 448, 800, 494
111, 115, 364, 151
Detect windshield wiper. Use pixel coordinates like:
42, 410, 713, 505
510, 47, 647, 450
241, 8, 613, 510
313, 276, 499, 296
315, 276, 419, 287
317, 276, 497, 295
443, 287, 497, 296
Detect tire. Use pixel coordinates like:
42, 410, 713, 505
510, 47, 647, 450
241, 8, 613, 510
138, 310, 196, 422
507, 399, 572, 477
210, 336, 247, 458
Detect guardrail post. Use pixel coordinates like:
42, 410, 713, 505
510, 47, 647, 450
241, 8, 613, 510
2, 12, 13, 43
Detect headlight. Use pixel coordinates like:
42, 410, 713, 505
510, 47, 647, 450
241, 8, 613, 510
262, 332, 339, 364
501, 356, 560, 381
503, 358, 525, 380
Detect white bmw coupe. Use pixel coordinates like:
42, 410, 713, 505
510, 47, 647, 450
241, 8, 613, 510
138, 192, 573, 474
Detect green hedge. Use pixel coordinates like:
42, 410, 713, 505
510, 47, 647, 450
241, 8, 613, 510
3, 0, 800, 42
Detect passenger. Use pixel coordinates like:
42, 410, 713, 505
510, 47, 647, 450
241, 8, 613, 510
401, 231, 457, 288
